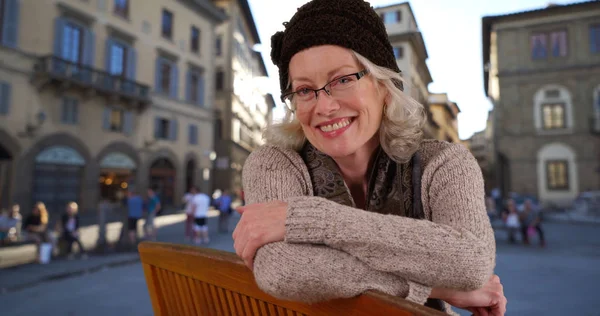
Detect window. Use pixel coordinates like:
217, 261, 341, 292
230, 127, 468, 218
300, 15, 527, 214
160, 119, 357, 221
160, 61, 172, 93
189, 124, 198, 145
190, 72, 199, 103
550, 31, 567, 57
531, 33, 547, 59
109, 108, 124, 132
114, 0, 128, 19
591, 24, 600, 54
155, 57, 178, 97
393, 46, 403, 59
61, 97, 79, 124
191, 26, 200, 53
161, 9, 173, 39
381, 10, 401, 24
0, 81, 10, 115
546, 160, 569, 190
154, 117, 177, 140
215, 36, 222, 56
542, 103, 565, 130
0, 0, 20, 48
0, 0, 5, 43
109, 41, 127, 76
216, 70, 224, 91
62, 22, 84, 64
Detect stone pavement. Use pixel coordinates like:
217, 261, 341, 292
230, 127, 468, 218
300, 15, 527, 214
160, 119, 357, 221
0, 210, 236, 293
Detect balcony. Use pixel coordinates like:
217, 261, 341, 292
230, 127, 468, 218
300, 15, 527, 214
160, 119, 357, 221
32, 55, 151, 107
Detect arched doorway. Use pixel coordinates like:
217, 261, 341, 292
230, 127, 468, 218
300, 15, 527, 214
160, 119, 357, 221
32, 146, 85, 215
149, 158, 175, 206
185, 159, 195, 192
0, 144, 12, 209
99, 152, 137, 203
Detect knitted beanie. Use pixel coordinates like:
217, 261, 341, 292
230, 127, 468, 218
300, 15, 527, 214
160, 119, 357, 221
270, 0, 402, 95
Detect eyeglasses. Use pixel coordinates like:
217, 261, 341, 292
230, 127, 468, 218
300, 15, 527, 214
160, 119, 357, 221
281, 69, 369, 112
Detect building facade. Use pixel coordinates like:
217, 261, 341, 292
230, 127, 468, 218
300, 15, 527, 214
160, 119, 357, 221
211, 0, 274, 195
375, 2, 461, 143
482, 1, 600, 207
0, 0, 226, 215
427, 93, 461, 143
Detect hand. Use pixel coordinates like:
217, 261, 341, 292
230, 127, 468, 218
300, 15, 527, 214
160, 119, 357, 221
434, 275, 507, 316
232, 201, 288, 270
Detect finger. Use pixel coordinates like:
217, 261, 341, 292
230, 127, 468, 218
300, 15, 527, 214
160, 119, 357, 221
242, 239, 260, 271
492, 274, 500, 284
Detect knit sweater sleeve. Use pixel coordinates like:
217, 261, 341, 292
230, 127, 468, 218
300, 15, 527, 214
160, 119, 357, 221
243, 146, 431, 304
285, 144, 496, 291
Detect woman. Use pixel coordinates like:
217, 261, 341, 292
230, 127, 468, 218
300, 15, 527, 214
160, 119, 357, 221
23, 202, 49, 262
59, 202, 87, 259
233, 0, 505, 315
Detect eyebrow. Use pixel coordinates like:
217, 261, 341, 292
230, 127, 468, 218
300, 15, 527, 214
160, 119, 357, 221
291, 65, 356, 86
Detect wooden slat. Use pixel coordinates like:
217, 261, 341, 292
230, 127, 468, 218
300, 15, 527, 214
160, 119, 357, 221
174, 273, 193, 315
142, 263, 163, 315
200, 280, 217, 315
138, 242, 446, 316
186, 277, 204, 315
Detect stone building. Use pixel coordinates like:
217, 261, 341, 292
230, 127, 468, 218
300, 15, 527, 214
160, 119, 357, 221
482, 1, 600, 207
0, 0, 226, 214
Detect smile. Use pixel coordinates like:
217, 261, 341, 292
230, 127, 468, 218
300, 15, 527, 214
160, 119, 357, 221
318, 118, 353, 132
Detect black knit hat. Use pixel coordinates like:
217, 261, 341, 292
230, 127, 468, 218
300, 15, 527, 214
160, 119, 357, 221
270, 0, 402, 96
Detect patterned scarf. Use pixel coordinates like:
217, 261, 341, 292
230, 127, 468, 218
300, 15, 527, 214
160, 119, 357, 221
299, 142, 446, 312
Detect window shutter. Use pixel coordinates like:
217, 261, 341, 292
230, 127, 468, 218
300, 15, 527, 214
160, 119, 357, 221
198, 74, 205, 106
126, 45, 137, 80
170, 63, 179, 99
61, 98, 69, 123
83, 28, 96, 67
2, 0, 20, 48
102, 107, 111, 130
154, 117, 161, 138
72, 99, 79, 124
591, 26, 598, 53
396, 10, 402, 22
0, 83, 11, 115
185, 70, 191, 102
155, 58, 163, 93
53, 18, 66, 57
123, 111, 134, 135
170, 119, 178, 141
104, 38, 114, 72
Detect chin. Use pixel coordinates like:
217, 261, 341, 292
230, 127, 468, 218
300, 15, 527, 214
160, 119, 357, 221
316, 141, 360, 158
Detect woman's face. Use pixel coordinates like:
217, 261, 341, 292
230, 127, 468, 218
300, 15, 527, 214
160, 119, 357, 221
32, 207, 40, 215
289, 45, 386, 159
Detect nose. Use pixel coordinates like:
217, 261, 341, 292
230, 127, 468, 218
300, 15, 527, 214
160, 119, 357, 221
313, 90, 339, 116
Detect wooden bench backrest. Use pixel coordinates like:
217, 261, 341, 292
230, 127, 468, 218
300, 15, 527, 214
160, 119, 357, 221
138, 242, 446, 316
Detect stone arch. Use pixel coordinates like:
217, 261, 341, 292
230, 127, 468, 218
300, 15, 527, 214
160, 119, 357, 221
14, 132, 96, 216
0, 128, 21, 209
142, 147, 181, 208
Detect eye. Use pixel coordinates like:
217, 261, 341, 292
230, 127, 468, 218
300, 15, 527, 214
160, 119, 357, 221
296, 88, 312, 96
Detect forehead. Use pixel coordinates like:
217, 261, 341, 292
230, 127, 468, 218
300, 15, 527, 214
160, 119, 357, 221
288, 45, 359, 79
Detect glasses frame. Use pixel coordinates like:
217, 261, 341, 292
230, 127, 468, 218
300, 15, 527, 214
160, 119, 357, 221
281, 69, 369, 112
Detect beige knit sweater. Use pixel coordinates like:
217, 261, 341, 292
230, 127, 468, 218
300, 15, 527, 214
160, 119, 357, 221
242, 140, 496, 313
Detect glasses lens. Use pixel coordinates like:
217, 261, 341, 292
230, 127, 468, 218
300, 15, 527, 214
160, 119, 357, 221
283, 96, 296, 111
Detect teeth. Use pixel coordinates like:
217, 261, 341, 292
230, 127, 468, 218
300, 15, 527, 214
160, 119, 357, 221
319, 118, 351, 132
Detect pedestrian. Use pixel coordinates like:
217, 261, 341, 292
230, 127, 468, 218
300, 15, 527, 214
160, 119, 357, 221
216, 189, 233, 233
503, 199, 521, 244
23, 202, 49, 263
520, 199, 546, 247
126, 189, 144, 246
144, 187, 161, 241
190, 186, 211, 245
232, 0, 505, 314
0, 204, 22, 244
59, 202, 88, 260
182, 189, 195, 242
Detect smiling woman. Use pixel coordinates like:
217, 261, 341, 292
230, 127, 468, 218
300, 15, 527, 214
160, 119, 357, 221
232, 0, 506, 315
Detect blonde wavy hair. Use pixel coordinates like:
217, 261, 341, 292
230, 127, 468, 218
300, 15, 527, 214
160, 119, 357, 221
35, 202, 49, 225
263, 50, 426, 163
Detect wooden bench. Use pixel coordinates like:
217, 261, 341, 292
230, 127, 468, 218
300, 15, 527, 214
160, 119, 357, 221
139, 242, 446, 316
